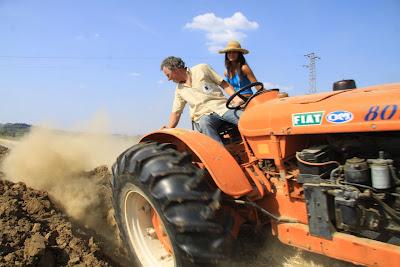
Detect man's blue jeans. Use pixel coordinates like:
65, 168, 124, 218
193, 110, 242, 143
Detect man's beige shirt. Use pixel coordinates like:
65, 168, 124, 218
172, 64, 229, 122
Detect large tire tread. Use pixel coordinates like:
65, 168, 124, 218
111, 142, 232, 266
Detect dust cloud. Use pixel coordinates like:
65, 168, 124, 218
1, 126, 137, 227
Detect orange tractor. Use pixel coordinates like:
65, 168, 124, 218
111, 81, 400, 267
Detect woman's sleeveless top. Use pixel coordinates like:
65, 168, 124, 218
225, 71, 253, 95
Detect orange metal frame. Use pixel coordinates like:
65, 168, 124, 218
142, 83, 400, 267
242, 84, 400, 267
273, 222, 400, 267
141, 129, 253, 198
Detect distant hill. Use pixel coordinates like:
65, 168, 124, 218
0, 123, 31, 137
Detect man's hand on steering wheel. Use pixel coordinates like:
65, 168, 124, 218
226, 82, 264, 110
232, 96, 245, 106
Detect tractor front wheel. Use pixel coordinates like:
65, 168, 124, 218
111, 142, 231, 267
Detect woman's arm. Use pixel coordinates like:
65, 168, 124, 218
220, 80, 244, 105
242, 64, 262, 90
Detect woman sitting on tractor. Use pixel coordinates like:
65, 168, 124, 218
219, 40, 261, 98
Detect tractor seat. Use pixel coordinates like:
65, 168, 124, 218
191, 120, 241, 144
217, 122, 241, 145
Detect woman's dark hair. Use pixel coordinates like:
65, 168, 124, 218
225, 52, 247, 80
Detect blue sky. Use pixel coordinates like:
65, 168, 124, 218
1, 0, 399, 134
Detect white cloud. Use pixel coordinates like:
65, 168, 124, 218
157, 80, 165, 84
185, 12, 259, 53
128, 72, 141, 77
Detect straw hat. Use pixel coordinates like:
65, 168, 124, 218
218, 40, 249, 54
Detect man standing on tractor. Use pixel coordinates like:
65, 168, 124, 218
160, 56, 242, 143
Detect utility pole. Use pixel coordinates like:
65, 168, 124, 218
303, 52, 320, 94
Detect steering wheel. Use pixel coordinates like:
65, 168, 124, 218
226, 82, 265, 110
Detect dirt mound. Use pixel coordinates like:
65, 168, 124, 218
0, 179, 115, 266
0, 145, 130, 266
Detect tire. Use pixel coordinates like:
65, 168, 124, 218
111, 142, 232, 267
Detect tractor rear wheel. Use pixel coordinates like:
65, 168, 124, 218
111, 142, 231, 267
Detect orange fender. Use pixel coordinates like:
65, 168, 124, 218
141, 128, 252, 198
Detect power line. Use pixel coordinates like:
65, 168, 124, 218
0, 55, 160, 60
0, 55, 218, 60
303, 52, 320, 94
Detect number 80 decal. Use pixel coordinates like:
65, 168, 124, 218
364, 105, 399, 121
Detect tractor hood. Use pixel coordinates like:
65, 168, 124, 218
238, 83, 400, 137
